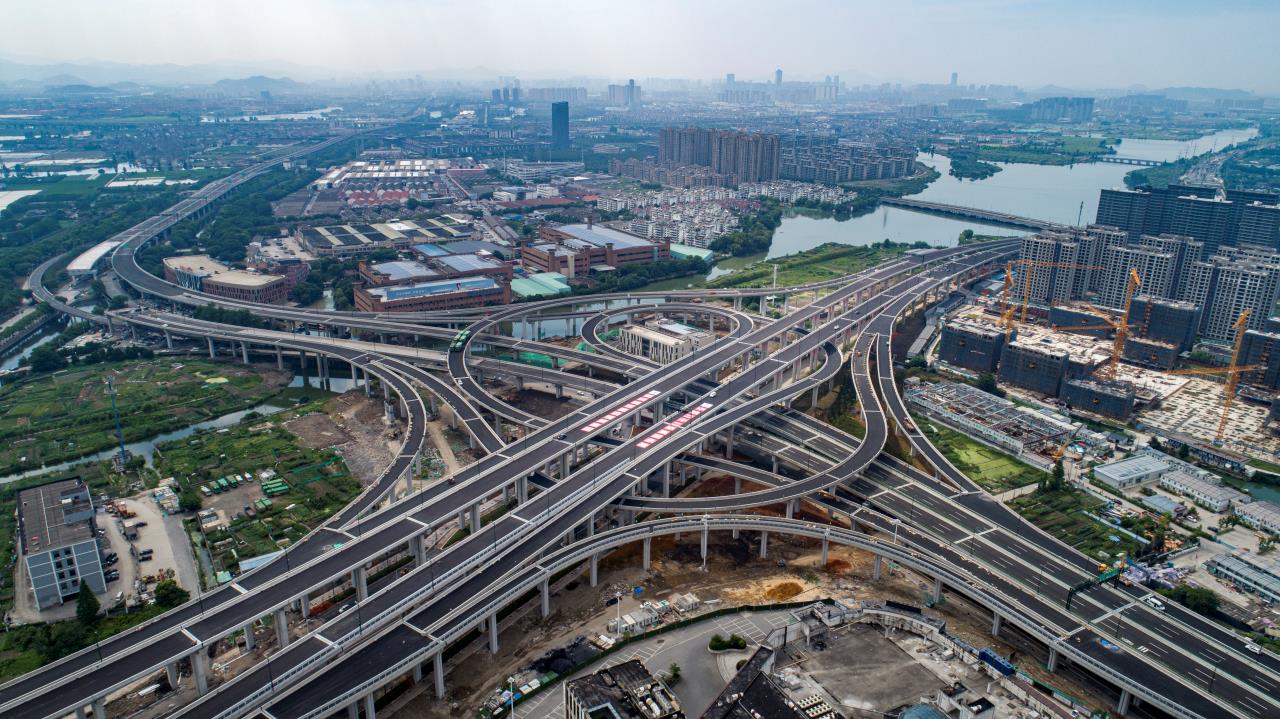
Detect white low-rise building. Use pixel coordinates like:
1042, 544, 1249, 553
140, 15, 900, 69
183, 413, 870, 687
618, 320, 714, 364
1093, 454, 1171, 490
1235, 500, 1280, 535
1158, 471, 1250, 513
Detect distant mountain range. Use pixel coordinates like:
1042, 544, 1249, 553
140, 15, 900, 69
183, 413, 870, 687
0, 57, 325, 89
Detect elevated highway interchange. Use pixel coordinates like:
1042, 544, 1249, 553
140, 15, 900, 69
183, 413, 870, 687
8, 136, 1278, 719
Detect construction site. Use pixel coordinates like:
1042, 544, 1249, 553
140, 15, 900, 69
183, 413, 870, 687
932, 255, 1280, 466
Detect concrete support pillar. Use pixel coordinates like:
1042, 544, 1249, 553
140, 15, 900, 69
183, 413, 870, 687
759, 531, 769, 559
364, 692, 376, 719
1046, 646, 1059, 673
518, 476, 529, 503
192, 650, 209, 695
166, 662, 178, 688
560, 453, 570, 479
643, 537, 651, 570
932, 576, 943, 604
207, 336, 215, 359
413, 662, 423, 684
276, 346, 283, 370
412, 536, 427, 566
164, 330, 173, 349
872, 555, 882, 581
488, 613, 499, 654
348, 702, 359, 719
991, 613, 1001, 637
785, 500, 794, 519
275, 608, 289, 648
590, 554, 599, 586
1117, 689, 1132, 716
434, 652, 446, 698
724, 425, 734, 459
662, 463, 671, 497
700, 524, 709, 563
241, 342, 249, 364
470, 503, 481, 533
821, 537, 829, 567
76, 707, 87, 719
92, 700, 106, 719
354, 566, 369, 601
541, 578, 551, 618
243, 622, 256, 652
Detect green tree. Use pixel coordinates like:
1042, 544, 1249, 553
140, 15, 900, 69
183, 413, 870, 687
1168, 585, 1219, 616
178, 489, 203, 513
975, 373, 1005, 398
76, 582, 100, 625
28, 345, 66, 373
155, 580, 190, 609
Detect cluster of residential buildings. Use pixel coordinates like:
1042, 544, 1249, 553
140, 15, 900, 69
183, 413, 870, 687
625, 203, 740, 248
608, 158, 738, 189
778, 138, 917, 183
738, 180, 859, 205
657, 127, 781, 184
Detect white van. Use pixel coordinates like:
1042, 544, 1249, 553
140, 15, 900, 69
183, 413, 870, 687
1244, 642, 1262, 655
1142, 595, 1166, 611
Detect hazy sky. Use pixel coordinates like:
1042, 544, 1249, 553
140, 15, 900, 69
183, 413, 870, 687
7, 0, 1280, 92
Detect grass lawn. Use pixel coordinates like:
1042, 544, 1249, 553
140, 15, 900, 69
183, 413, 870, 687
0, 359, 290, 476
708, 243, 910, 289
921, 421, 1045, 493
1247, 458, 1280, 474
0, 603, 168, 682
1009, 487, 1144, 561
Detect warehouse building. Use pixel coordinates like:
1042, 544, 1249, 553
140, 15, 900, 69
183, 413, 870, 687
998, 341, 1070, 396
511, 272, 572, 298
353, 277, 509, 312
297, 218, 474, 257
1060, 378, 1136, 420
1235, 500, 1280, 535
1093, 454, 1170, 491
904, 380, 1073, 464
1158, 471, 1249, 513
1206, 552, 1280, 604
525, 222, 669, 278
937, 320, 1006, 374
18, 478, 105, 611
357, 260, 440, 288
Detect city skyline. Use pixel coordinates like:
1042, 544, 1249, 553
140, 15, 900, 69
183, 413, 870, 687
5, 0, 1280, 93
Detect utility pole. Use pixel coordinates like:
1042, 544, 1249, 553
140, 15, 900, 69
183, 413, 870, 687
105, 375, 130, 470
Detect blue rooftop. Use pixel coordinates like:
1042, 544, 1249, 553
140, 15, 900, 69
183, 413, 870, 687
438, 253, 502, 273
557, 223, 653, 249
371, 277, 498, 301
414, 243, 450, 257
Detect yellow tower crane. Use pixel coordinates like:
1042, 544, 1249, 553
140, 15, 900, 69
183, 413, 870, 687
1165, 310, 1253, 443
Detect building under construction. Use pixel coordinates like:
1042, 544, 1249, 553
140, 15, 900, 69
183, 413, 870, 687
1061, 378, 1137, 420
1129, 295, 1201, 351
905, 380, 1074, 465
998, 341, 1072, 396
1123, 336, 1180, 370
937, 319, 1007, 374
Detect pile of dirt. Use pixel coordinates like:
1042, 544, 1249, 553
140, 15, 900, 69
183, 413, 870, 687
766, 581, 805, 601
285, 413, 353, 449
826, 558, 853, 576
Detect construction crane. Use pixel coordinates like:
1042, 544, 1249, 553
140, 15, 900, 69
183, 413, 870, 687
1069, 268, 1142, 381
1015, 260, 1105, 324
1165, 310, 1253, 443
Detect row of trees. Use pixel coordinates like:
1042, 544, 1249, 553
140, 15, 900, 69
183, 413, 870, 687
709, 200, 784, 257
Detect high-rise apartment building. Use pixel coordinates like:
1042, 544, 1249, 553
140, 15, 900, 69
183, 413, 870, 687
656, 128, 779, 184
1096, 186, 1279, 253
551, 101, 569, 149
607, 79, 641, 107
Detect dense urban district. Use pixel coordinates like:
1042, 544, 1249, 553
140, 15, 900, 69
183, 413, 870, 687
0, 63, 1279, 719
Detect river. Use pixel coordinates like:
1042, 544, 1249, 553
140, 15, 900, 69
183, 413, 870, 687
763, 126, 1259, 259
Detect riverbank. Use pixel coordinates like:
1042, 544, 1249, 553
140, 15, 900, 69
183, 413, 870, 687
0, 358, 292, 477
707, 241, 923, 290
